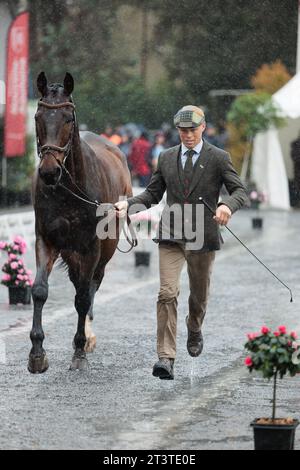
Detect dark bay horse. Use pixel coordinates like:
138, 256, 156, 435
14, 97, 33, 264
29, 72, 132, 373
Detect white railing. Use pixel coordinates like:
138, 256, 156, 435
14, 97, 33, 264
0, 210, 35, 245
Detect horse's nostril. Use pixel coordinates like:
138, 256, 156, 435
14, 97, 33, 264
39, 167, 61, 185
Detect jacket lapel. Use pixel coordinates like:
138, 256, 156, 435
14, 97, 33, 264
167, 145, 185, 197
188, 140, 212, 197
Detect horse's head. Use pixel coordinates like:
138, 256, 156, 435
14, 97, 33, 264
35, 72, 76, 186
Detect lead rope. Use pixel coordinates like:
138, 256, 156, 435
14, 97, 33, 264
59, 168, 137, 253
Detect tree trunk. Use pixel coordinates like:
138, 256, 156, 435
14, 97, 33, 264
272, 370, 278, 421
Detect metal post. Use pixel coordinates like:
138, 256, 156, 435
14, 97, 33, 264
1, 156, 7, 206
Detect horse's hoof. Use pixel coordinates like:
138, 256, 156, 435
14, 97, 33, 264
28, 353, 49, 374
84, 335, 96, 353
69, 354, 89, 371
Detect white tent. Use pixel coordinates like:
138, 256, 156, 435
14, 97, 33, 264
251, 72, 300, 210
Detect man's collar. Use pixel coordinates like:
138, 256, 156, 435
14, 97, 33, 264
181, 140, 203, 155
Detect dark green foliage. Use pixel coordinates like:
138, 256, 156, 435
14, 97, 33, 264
227, 92, 286, 139
2, 0, 297, 129
245, 330, 300, 380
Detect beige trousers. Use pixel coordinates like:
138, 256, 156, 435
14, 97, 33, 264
157, 243, 216, 359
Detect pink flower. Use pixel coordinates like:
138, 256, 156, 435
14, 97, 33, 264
292, 342, 299, 350
274, 331, 280, 337
0, 241, 7, 250
10, 262, 19, 270
29, 280, 34, 287
15, 280, 19, 286
9, 254, 17, 260
291, 332, 298, 340
25, 281, 30, 287
287, 341, 292, 347
13, 236, 25, 245
18, 260, 23, 266
26, 270, 33, 276
23, 275, 28, 281
278, 326, 287, 335
247, 333, 258, 341
2, 274, 11, 282
245, 357, 253, 367
250, 191, 258, 200
17, 274, 24, 281
261, 326, 270, 335
13, 236, 27, 254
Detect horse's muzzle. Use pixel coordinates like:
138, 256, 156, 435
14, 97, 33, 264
39, 166, 62, 187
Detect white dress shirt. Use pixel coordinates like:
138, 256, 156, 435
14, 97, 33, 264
181, 140, 204, 168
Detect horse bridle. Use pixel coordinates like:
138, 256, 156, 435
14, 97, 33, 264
35, 99, 138, 253
36, 100, 76, 167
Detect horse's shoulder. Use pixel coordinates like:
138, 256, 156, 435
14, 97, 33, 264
80, 131, 126, 164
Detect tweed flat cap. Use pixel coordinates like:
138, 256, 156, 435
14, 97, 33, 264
174, 105, 205, 128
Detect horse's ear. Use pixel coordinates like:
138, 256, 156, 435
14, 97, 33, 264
37, 72, 48, 96
63, 72, 74, 96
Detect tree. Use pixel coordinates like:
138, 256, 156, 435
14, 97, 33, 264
153, 0, 297, 103
251, 60, 292, 95
227, 92, 285, 179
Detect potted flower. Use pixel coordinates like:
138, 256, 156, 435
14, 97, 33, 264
245, 325, 300, 450
0, 236, 33, 305
130, 211, 158, 267
249, 188, 267, 229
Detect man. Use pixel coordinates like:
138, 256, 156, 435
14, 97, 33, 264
291, 134, 300, 207
115, 105, 248, 380
128, 131, 152, 187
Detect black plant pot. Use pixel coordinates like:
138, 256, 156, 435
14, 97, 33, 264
251, 419, 299, 450
135, 251, 151, 267
8, 286, 31, 305
252, 217, 263, 229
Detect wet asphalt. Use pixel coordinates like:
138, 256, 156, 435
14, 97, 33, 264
0, 208, 300, 450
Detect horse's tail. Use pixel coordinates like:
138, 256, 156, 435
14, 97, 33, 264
55, 256, 69, 273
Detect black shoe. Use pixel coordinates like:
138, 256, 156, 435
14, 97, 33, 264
152, 358, 174, 380
186, 316, 203, 357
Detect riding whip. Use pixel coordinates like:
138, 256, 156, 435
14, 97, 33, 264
199, 197, 293, 303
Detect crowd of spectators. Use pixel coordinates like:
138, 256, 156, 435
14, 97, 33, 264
100, 121, 228, 187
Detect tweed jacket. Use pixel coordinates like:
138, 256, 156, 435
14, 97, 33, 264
127, 141, 249, 252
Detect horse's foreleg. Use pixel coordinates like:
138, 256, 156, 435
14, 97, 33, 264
70, 252, 101, 371
28, 238, 58, 374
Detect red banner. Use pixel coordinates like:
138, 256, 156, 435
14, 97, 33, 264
4, 12, 29, 157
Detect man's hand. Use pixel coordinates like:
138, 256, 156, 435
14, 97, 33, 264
213, 204, 232, 226
114, 200, 129, 218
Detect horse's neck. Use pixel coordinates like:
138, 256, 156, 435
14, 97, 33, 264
66, 130, 86, 187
